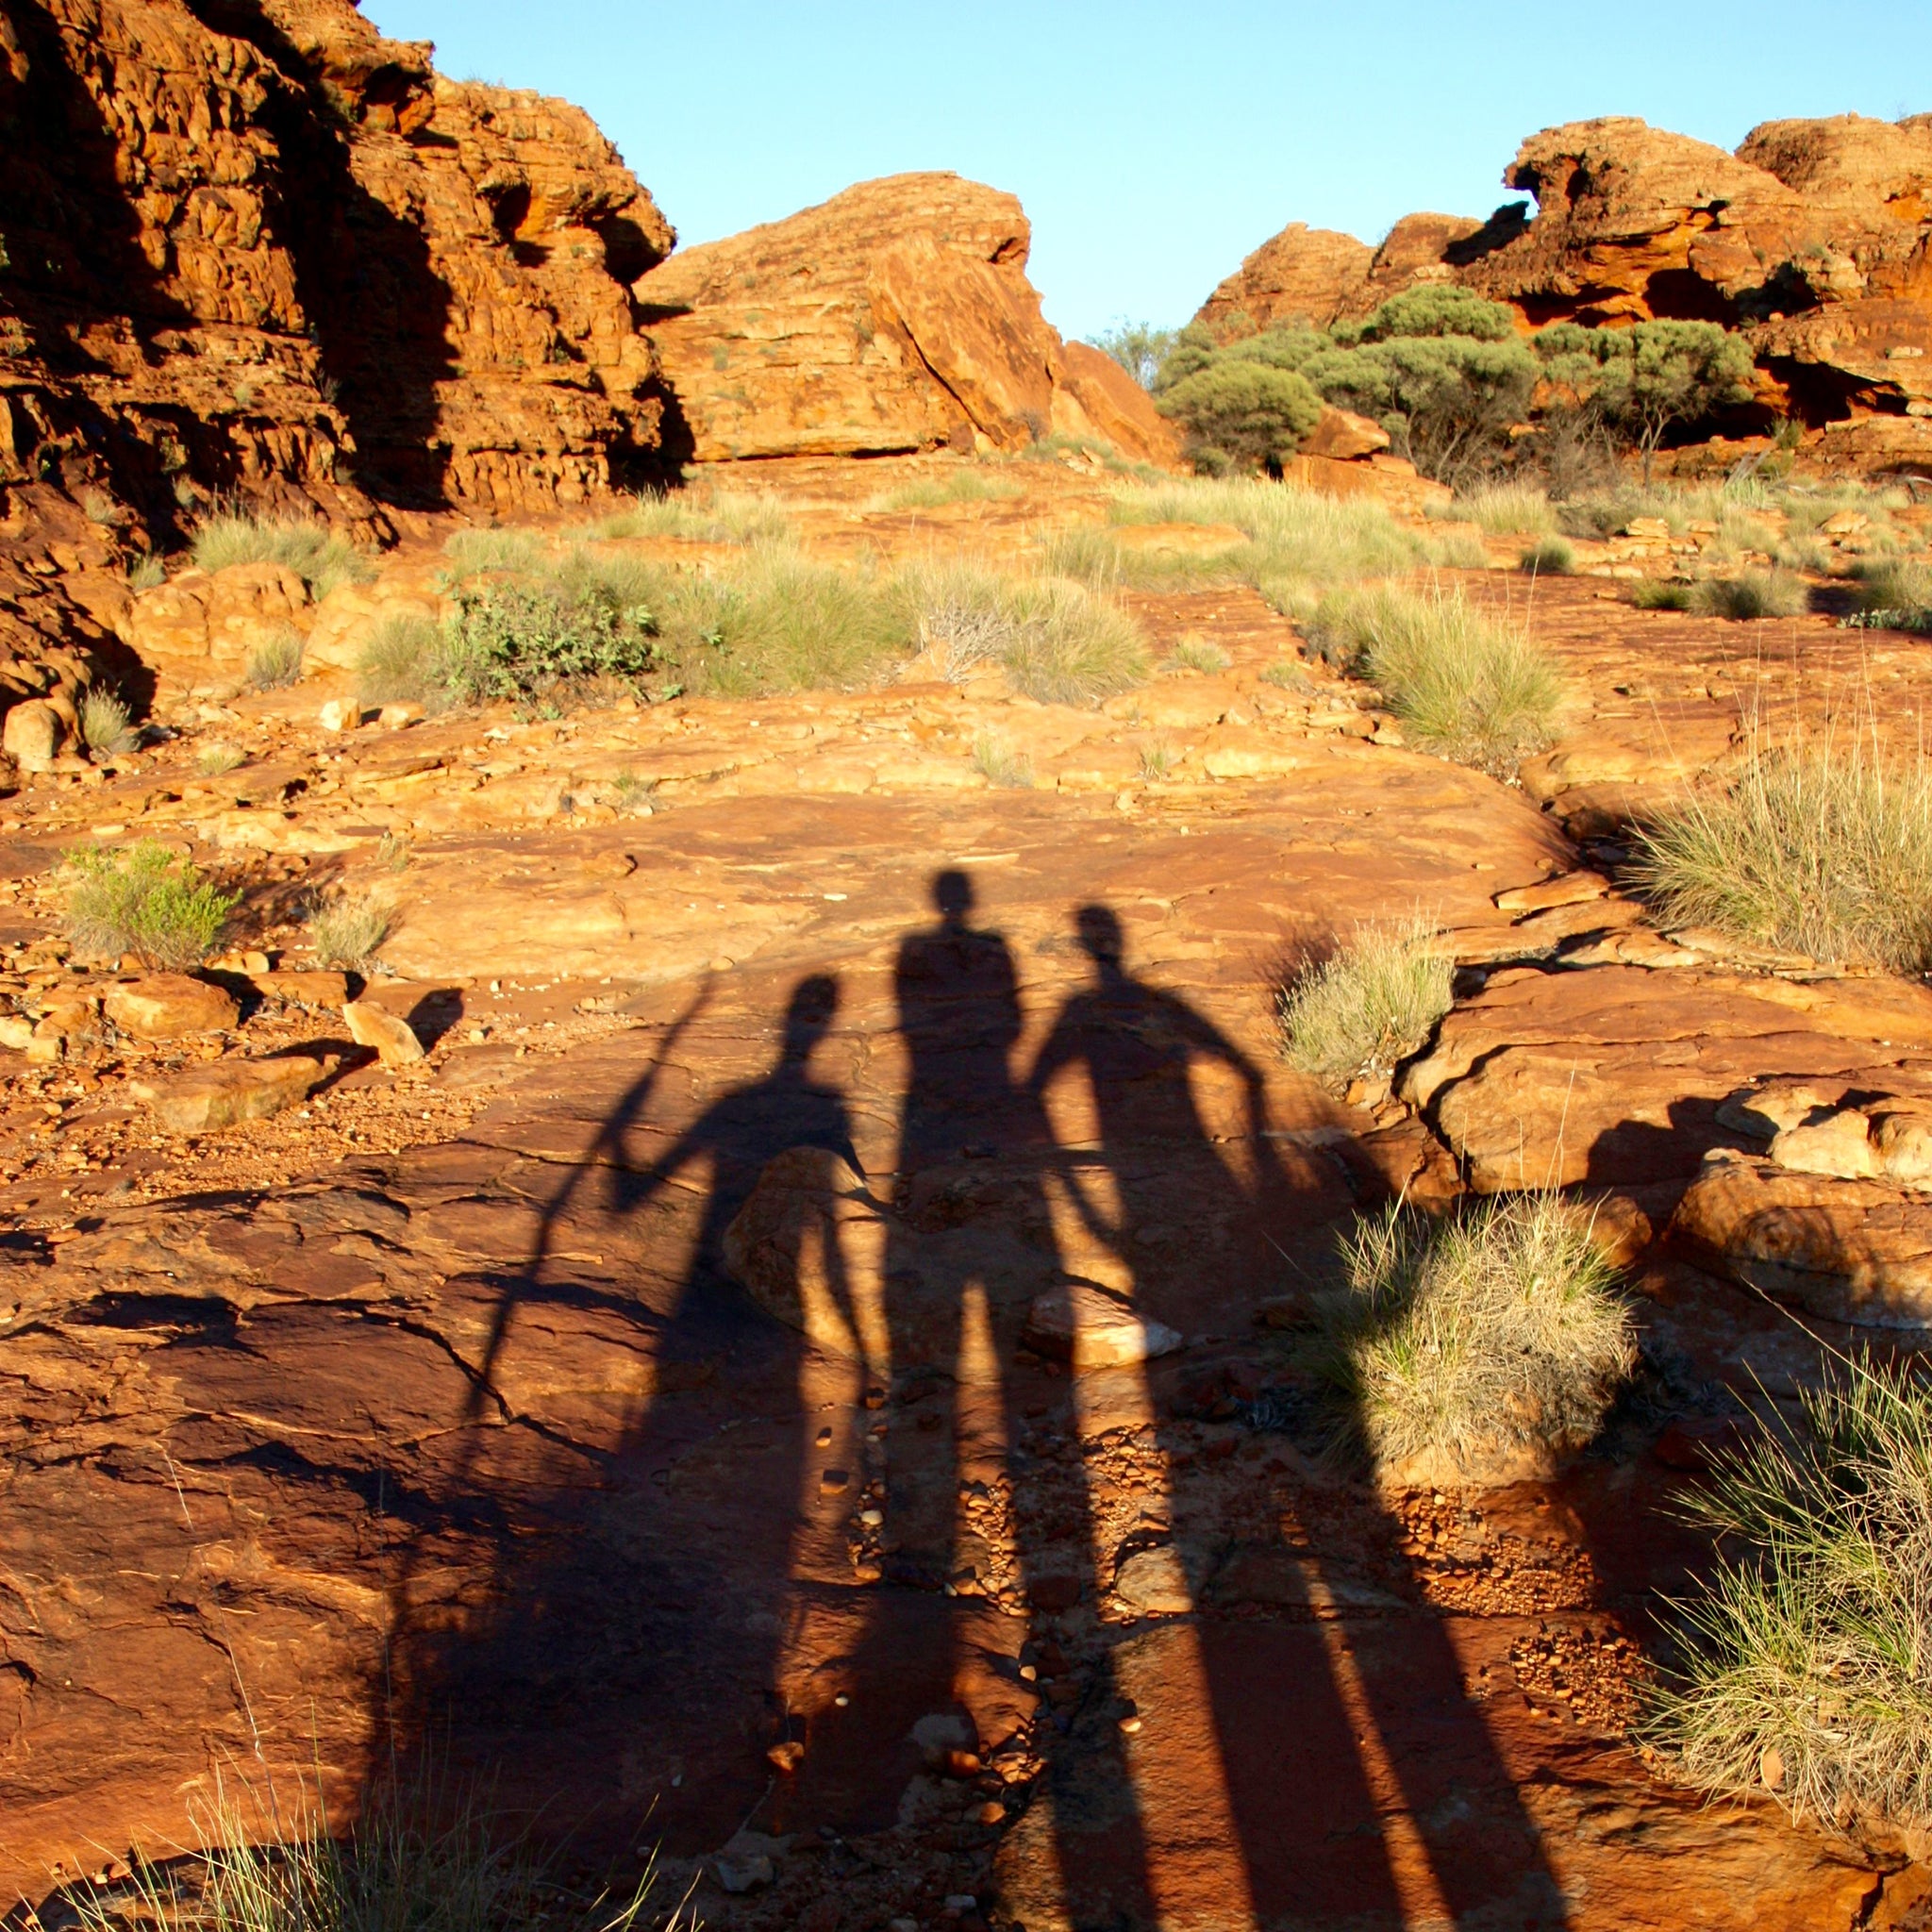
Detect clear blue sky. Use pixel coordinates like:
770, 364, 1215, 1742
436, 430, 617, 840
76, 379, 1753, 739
364, 1, 1932, 343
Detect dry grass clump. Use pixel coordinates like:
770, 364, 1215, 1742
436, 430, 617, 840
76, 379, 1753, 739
1851, 558, 1932, 633
1649, 1356, 1932, 1835
309, 891, 392, 970
247, 626, 305, 690
127, 553, 167, 591
192, 511, 373, 598
443, 526, 549, 580
1691, 569, 1809, 621
1322, 1193, 1635, 1474
70, 1774, 682, 1932
1172, 634, 1230, 674
973, 728, 1034, 789
63, 841, 238, 969
357, 614, 465, 709
1307, 584, 1564, 775
1446, 481, 1558, 537
591, 488, 791, 545
1519, 535, 1576, 575
1635, 740, 1932, 973
908, 561, 1147, 705
874, 469, 1024, 511
1278, 916, 1452, 1083
1631, 577, 1696, 612
79, 688, 137, 756
196, 743, 246, 777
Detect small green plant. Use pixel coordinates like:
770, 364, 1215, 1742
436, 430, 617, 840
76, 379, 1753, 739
1320, 1193, 1635, 1474
1139, 738, 1174, 779
195, 742, 245, 777
1306, 584, 1564, 775
443, 579, 661, 704
246, 626, 305, 690
1278, 915, 1452, 1083
192, 511, 373, 598
612, 770, 658, 810
63, 841, 239, 969
1691, 570, 1809, 621
1635, 738, 1932, 973
1648, 1355, 1932, 1835
1260, 658, 1314, 692
1631, 577, 1696, 611
1519, 535, 1576, 575
78, 688, 137, 756
1172, 634, 1231, 674
126, 553, 167, 591
310, 891, 392, 970
973, 728, 1034, 789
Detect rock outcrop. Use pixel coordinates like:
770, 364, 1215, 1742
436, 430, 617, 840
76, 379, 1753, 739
0, 0, 675, 529
635, 174, 1181, 465
1196, 112, 1932, 457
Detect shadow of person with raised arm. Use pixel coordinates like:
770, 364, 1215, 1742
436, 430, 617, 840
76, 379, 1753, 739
1027, 905, 1574, 1928
387, 974, 869, 1830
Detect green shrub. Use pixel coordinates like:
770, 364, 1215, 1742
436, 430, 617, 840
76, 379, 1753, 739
310, 891, 392, 970
1648, 1355, 1932, 1834
1278, 915, 1452, 1083
78, 688, 136, 756
1307, 584, 1564, 774
1352, 287, 1521, 343
1321, 1193, 1634, 1474
444, 577, 661, 704
1631, 577, 1696, 611
1520, 535, 1576, 575
63, 841, 238, 969
1691, 570, 1808, 621
192, 511, 373, 598
1535, 320, 1757, 483
1635, 741, 1932, 972
247, 627, 305, 690
1157, 359, 1325, 474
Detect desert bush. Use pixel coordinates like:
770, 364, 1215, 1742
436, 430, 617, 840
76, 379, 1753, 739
908, 562, 1146, 705
1320, 1192, 1635, 1474
1306, 584, 1564, 774
1631, 577, 1696, 611
1650, 1355, 1932, 1833
1446, 482, 1558, 537
1850, 558, 1932, 633
127, 553, 167, 591
973, 728, 1034, 789
1535, 320, 1757, 483
192, 511, 372, 598
1520, 535, 1576, 575
1278, 915, 1452, 1083
310, 891, 392, 970
1691, 570, 1809, 621
1090, 321, 1179, 390
444, 576, 661, 705
247, 626, 306, 690
79, 688, 136, 756
1157, 358, 1326, 475
1635, 740, 1932, 972
195, 743, 245, 777
63, 841, 238, 969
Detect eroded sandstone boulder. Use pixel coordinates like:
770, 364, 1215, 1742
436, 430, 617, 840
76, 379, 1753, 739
635, 174, 1180, 466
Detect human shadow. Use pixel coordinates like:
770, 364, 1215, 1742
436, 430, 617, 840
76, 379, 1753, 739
1027, 904, 1574, 1929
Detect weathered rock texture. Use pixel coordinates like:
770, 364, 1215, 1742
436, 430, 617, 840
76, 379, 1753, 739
0, 0, 674, 526
635, 174, 1181, 465
1198, 112, 1932, 453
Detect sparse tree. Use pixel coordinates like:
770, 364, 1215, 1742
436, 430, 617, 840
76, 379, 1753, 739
1089, 322, 1178, 391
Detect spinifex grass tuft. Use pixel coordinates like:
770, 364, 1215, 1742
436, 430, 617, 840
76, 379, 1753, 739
1278, 916, 1451, 1084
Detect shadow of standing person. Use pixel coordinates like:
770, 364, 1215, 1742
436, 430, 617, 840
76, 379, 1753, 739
877, 873, 1158, 1921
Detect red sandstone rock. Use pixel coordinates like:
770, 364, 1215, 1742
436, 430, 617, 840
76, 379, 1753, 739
635, 174, 1178, 467
1193, 223, 1374, 339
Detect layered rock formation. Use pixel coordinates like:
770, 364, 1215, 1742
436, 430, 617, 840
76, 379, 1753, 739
0, 0, 674, 529
1199, 112, 1932, 449
635, 174, 1180, 465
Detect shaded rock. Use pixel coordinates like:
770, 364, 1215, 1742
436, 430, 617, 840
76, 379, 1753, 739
103, 974, 240, 1041
1203, 1544, 1405, 1614
1024, 1282, 1183, 1371
250, 970, 352, 1008
129, 1052, 335, 1135
1672, 1156, 1932, 1326
1113, 1544, 1194, 1616
342, 1000, 424, 1065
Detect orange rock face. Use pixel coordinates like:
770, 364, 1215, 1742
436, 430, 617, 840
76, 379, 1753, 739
1193, 222, 1374, 339
637, 174, 1179, 465
0, 0, 673, 526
